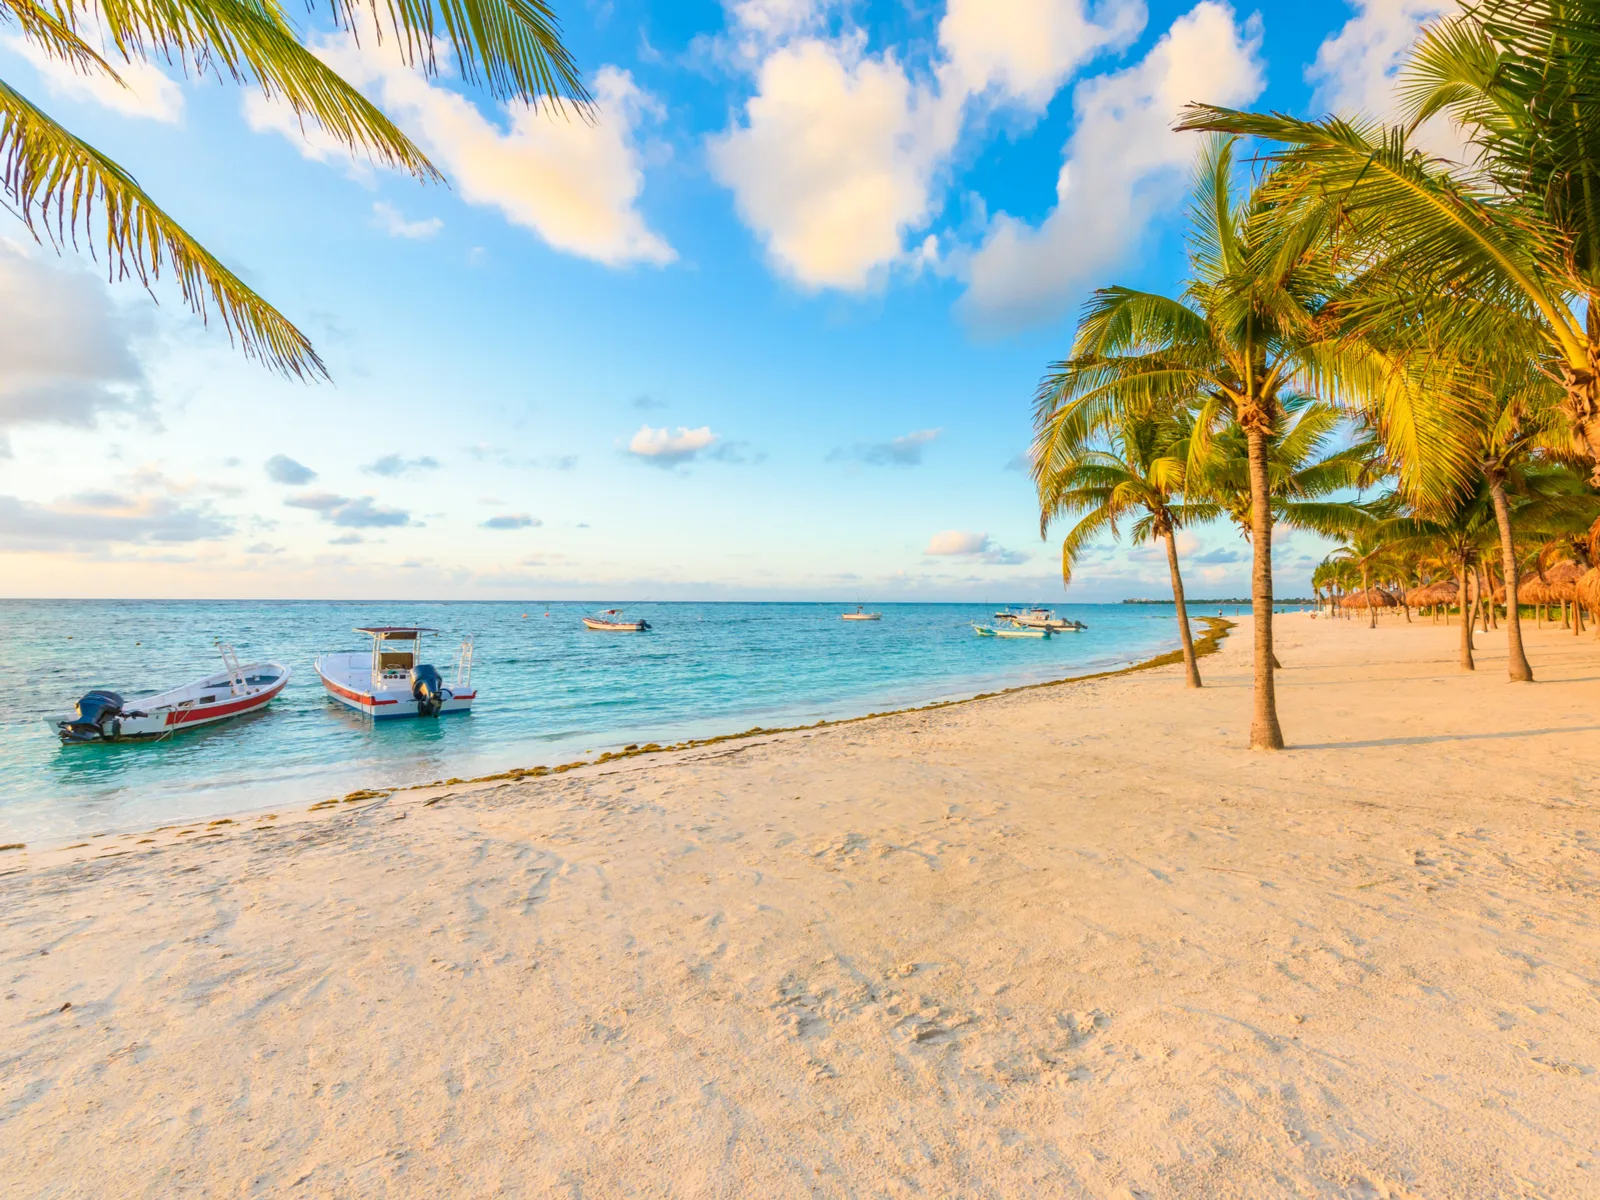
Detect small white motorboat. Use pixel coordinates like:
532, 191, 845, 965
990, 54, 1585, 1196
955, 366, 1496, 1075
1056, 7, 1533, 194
841, 605, 882, 621
315, 627, 475, 718
583, 608, 650, 631
1013, 607, 1086, 633
994, 626, 1051, 639
49, 645, 289, 743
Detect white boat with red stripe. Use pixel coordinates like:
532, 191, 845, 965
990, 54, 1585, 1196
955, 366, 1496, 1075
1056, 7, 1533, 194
315, 627, 476, 719
50, 644, 290, 743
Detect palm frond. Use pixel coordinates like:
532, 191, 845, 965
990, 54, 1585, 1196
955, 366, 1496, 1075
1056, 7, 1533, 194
0, 78, 322, 377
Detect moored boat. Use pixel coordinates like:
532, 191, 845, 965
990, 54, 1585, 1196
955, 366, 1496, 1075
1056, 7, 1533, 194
582, 608, 650, 631
315, 627, 475, 718
1013, 606, 1086, 633
841, 605, 881, 621
49, 645, 290, 743
994, 626, 1051, 639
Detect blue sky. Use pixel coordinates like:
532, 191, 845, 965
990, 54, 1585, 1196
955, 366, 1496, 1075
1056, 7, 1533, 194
0, 0, 1446, 600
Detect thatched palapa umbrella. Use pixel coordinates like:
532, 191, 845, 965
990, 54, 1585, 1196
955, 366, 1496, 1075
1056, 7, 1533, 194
1341, 587, 1398, 609
1578, 568, 1600, 637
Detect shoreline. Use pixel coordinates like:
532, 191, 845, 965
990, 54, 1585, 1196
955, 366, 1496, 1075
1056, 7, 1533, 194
4, 614, 1599, 1195
1, 619, 1231, 860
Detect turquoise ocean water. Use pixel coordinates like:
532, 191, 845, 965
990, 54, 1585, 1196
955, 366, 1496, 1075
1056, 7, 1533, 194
0, 600, 1207, 842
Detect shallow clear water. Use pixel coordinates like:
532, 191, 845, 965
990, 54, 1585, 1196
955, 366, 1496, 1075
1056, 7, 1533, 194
0, 600, 1206, 841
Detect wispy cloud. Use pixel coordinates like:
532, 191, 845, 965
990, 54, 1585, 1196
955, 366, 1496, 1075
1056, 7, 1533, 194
371, 201, 443, 239
481, 513, 541, 530
829, 428, 941, 467
626, 424, 718, 467
464, 444, 577, 470
364, 453, 441, 476
924, 529, 1028, 565
285, 491, 410, 528
265, 454, 316, 485
0, 493, 232, 548
0, 245, 149, 457
631, 394, 669, 410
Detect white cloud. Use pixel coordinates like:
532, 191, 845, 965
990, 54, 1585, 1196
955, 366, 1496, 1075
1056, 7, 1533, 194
1306, 0, 1469, 160
0, 243, 147, 455
372, 201, 443, 239
284, 491, 410, 527
7, 36, 183, 122
710, 0, 1142, 292
264, 455, 317, 484
710, 37, 962, 291
0, 489, 230, 549
962, 1, 1264, 328
249, 39, 673, 267
626, 424, 719, 466
925, 529, 1030, 564
939, 0, 1146, 111
927, 529, 991, 555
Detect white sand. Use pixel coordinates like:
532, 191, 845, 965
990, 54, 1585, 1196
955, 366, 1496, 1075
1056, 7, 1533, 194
3, 614, 1599, 1197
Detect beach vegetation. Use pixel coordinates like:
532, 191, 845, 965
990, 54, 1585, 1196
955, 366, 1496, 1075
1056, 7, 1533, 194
0, 0, 589, 375
1033, 137, 1383, 749
1036, 407, 1214, 687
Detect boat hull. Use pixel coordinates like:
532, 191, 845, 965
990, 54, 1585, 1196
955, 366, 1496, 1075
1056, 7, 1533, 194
841, 614, 881, 621
49, 665, 289, 742
582, 617, 649, 631
315, 660, 475, 719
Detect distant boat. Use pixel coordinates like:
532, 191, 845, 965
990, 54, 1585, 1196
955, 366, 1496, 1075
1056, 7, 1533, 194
316, 627, 475, 718
994, 626, 1051, 639
841, 605, 882, 621
49, 644, 290, 742
1012, 607, 1086, 633
972, 623, 997, 637
583, 609, 650, 632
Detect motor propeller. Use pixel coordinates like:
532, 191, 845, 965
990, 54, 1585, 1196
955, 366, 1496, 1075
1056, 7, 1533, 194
59, 690, 124, 742
410, 665, 450, 717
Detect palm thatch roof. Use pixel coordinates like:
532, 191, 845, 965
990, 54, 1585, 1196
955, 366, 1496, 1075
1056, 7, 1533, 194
1411, 580, 1458, 606
1579, 567, 1600, 611
1500, 561, 1587, 604
1342, 587, 1398, 609
1545, 560, 1586, 602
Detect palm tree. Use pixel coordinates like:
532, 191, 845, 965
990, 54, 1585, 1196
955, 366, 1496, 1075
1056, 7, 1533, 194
1034, 138, 1374, 750
1037, 409, 1218, 688
1330, 519, 1395, 630
2, 0, 589, 376
1189, 397, 1377, 545
1179, 0, 1600, 483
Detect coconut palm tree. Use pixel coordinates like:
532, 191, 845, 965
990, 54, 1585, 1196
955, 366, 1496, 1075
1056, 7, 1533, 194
1, 0, 589, 376
1330, 518, 1397, 630
1037, 409, 1219, 688
1034, 137, 1376, 750
1179, 0, 1600, 483
1188, 397, 1377, 546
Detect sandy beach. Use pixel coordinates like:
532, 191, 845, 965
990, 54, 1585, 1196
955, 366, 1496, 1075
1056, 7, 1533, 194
4, 614, 1599, 1197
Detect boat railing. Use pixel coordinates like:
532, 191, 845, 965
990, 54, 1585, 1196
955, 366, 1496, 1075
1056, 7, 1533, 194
455, 637, 474, 688
217, 643, 245, 695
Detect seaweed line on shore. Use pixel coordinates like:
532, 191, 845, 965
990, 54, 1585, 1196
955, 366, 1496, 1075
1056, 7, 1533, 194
437, 617, 1236, 789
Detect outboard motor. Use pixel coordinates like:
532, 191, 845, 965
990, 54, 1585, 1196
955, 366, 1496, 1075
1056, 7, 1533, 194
60, 690, 124, 742
410, 665, 450, 717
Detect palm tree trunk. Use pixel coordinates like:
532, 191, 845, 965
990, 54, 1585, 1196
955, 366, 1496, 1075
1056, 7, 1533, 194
1486, 478, 1533, 681
1245, 425, 1283, 750
1162, 527, 1202, 688
1458, 567, 1475, 670
1362, 566, 1375, 629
